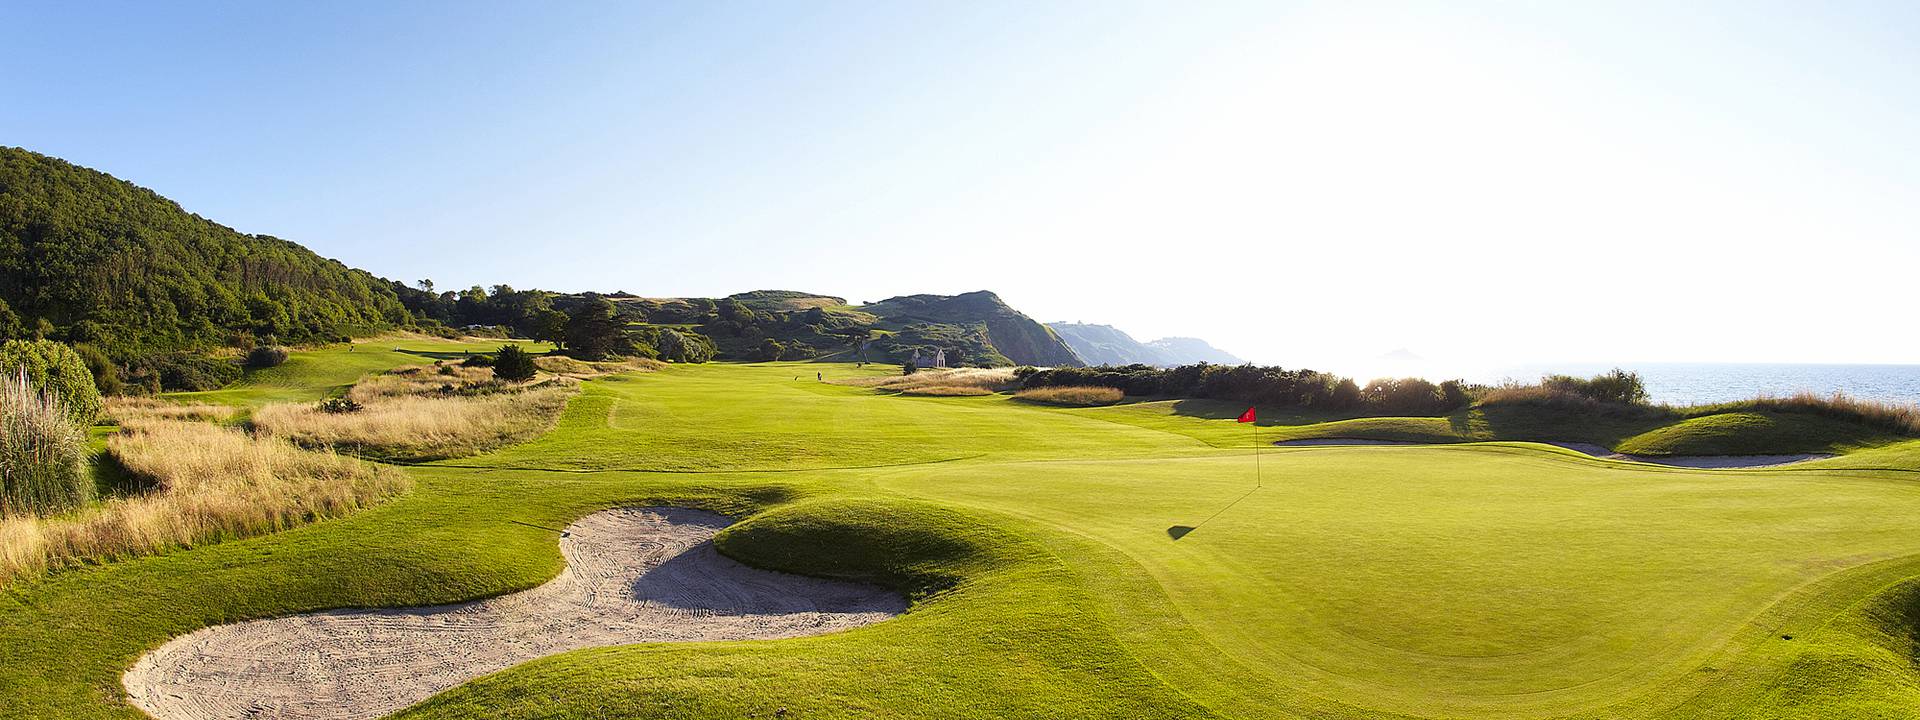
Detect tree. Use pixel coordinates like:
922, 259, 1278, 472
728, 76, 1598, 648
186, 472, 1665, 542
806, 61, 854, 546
563, 295, 632, 361
753, 338, 786, 361
0, 340, 102, 425
493, 345, 538, 382
530, 309, 569, 347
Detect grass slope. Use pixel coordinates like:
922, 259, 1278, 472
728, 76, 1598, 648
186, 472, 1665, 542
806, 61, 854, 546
5, 359, 1920, 719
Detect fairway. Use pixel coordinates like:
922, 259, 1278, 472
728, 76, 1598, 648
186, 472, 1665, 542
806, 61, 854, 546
6, 359, 1920, 719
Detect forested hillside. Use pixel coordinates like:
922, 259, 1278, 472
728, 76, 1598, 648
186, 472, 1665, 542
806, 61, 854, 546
0, 147, 408, 359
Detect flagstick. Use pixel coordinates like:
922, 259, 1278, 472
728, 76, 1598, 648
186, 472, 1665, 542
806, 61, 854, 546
1253, 416, 1261, 489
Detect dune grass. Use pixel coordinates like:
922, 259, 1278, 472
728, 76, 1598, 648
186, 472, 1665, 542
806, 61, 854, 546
834, 366, 1019, 396
0, 420, 405, 583
4, 360, 1920, 718
1012, 385, 1125, 406
0, 371, 90, 518
252, 382, 577, 462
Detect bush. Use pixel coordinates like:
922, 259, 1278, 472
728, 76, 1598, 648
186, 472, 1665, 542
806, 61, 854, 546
1543, 368, 1648, 405
1360, 377, 1452, 415
0, 371, 90, 517
73, 343, 122, 396
753, 338, 787, 361
0, 340, 102, 425
138, 353, 242, 392
902, 363, 918, 376
245, 345, 290, 368
493, 345, 538, 382
318, 397, 364, 414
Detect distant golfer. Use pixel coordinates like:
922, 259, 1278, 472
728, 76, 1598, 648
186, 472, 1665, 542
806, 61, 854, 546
816, 372, 823, 382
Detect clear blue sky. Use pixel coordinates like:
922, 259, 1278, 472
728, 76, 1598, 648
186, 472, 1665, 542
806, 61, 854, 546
5, 1, 1917, 369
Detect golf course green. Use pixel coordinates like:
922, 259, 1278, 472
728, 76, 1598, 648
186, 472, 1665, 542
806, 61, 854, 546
7, 350, 1920, 719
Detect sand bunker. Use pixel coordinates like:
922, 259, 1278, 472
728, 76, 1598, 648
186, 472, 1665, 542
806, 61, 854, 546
1277, 439, 1831, 468
123, 507, 904, 720
1540, 441, 1833, 468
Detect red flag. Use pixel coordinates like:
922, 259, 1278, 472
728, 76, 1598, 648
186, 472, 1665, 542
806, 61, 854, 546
1237, 406, 1256, 423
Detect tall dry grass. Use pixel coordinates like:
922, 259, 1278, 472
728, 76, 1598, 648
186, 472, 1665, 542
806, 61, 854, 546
347, 364, 501, 402
835, 367, 1019, 395
534, 355, 665, 378
103, 397, 238, 424
253, 382, 577, 462
1013, 385, 1126, 406
0, 419, 406, 583
1685, 392, 1920, 436
1, 371, 90, 517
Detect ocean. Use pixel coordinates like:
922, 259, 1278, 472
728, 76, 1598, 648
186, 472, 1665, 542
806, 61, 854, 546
1475, 363, 1920, 407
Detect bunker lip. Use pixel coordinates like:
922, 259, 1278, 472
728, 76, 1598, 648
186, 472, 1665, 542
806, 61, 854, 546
122, 507, 904, 720
1275, 438, 1833, 468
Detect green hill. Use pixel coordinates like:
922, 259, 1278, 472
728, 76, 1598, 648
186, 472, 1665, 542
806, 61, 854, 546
860, 291, 1081, 367
604, 289, 1082, 367
0, 147, 408, 359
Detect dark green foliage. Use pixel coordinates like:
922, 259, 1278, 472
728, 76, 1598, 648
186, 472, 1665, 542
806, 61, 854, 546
245, 345, 290, 369
0, 339, 102, 424
529, 309, 568, 346
634, 327, 715, 363
903, 362, 918, 375
317, 396, 363, 414
1361, 377, 1451, 415
1022, 363, 1381, 412
460, 353, 495, 368
72, 343, 122, 396
0, 147, 410, 360
562, 295, 634, 361
1544, 368, 1649, 405
135, 352, 242, 392
753, 338, 787, 361
493, 345, 537, 382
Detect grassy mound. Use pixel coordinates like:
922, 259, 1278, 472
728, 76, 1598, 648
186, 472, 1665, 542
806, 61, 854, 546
716, 497, 1007, 600
1614, 411, 1890, 456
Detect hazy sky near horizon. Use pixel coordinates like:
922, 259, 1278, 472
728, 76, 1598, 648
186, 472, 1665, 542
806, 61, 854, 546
4, 1, 1917, 369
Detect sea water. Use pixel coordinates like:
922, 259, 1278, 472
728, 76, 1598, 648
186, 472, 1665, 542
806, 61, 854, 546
1479, 363, 1920, 407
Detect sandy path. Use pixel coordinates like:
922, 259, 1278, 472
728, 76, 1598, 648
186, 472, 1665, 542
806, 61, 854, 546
123, 507, 904, 720
1276, 438, 1830, 468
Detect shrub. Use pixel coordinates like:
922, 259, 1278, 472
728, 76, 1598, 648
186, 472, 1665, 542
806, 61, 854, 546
493, 345, 538, 382
0, 371, 90, 517
0, 340, 103, 425
753, 338, 787, 361
1543, 368, 1648, 405
142, 353, 242, 392
73, 344, 122, 396
318, 397, 363, 414
1014, 385, 1125, 406
245, 345, 290, 368
460, 353, 495, 368
903, 363, 919, 375
1360, 377, 1452, 415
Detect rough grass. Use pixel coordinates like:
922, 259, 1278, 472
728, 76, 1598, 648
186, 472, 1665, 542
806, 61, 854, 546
1684, 392, 1920, 437
1013, 385, 1125, 406
835, 367, 1018, 394
253, 382, 578, 463
0, 420, 406, 583
899, 385, 994, 396
0, 371, 89, 518
101, 397, 237, 425
534, 355, 665, 378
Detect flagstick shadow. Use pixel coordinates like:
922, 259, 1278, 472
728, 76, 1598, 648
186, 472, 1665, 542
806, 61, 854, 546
1167, 484, 1261, 541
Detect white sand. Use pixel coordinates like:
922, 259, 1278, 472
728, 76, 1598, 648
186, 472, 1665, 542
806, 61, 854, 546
1279, 438, 1831, 468
123, 507, 903, 720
